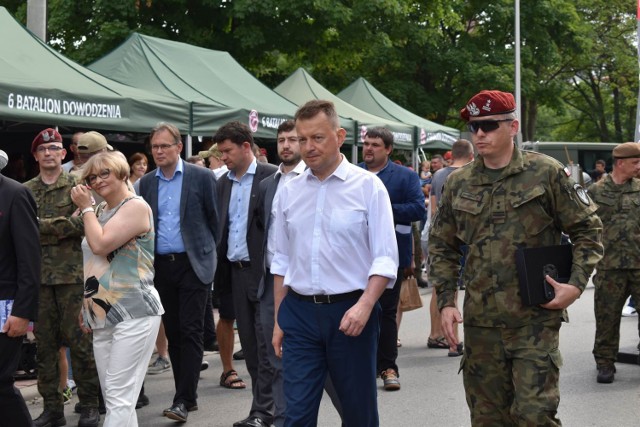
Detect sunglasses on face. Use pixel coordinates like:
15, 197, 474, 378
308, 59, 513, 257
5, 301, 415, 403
467, 119, 513, 134
85, 169, 111, 186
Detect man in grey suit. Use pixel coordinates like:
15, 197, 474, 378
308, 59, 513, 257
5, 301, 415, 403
137, 122, 219, 423
214, 121, 277, 427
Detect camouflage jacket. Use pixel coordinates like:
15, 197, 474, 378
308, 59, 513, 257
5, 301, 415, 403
589, 174, 640, 270
428, 148, 603, 328
24, 172, 84, 286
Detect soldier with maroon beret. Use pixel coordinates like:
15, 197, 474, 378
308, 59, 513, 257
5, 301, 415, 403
429, 90, 603, 426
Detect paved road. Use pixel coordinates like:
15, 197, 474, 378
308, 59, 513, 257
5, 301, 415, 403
23, 284, 639, 426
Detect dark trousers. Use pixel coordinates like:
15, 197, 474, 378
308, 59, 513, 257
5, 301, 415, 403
203, 289, 217, 348
376, 268, 403, 374
261, 271, 345, 427
231, 265, 274, 423
154, 255, 208, 407
35, 285, 99, 411
0, 334, 32, 427
279, 294, 380, 427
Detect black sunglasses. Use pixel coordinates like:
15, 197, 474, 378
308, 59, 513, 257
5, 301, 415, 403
467, 119, 513, 134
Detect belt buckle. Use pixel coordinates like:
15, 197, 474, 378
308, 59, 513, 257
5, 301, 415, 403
235, 261, 244, 269
313, 294, 330, 304
168, 254, 176, 262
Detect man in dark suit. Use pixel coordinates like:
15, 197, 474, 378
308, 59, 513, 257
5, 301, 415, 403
138, 122, 219, 423
0, 173, 41, 427
214, 121, 277, 427
359, 127, 425, 391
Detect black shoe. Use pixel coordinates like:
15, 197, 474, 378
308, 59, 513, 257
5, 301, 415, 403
233, 349, 245, 360
78, 407, 100, 427
417, 279, 429, 288
204, 340, 219, 352
136, 393, 150, 409
233, 416, 270, 427
164, 402, 188, 422
33, 410, 66, 427
597, 364, 615, 383
201, 360, 209, 371
74, 403, 106, 416
163, 403, 198, 416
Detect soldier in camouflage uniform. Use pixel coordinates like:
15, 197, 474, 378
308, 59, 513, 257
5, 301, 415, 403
590, 142, 640, 383
25, 128, 100, 427
428, 91, 603, 426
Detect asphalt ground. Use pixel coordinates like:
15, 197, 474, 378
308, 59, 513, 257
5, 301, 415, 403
19, 282, 640, 426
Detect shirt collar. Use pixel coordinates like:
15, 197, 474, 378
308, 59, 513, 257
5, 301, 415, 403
228, 158, 257, 181
275, 160, 307, 179
155, 158, 183, 180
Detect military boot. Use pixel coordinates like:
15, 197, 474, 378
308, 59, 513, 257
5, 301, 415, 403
33, 409, 66, 427
596, 364, 615, 383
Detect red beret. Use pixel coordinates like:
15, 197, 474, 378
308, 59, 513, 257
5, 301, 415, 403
31, 128, 63, 153
443, 151, 452, 161
460, 90, 516, 121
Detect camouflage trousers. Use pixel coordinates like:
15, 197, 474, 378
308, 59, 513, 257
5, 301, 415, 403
461, 320, 563, 427
593, 269, 640, 366
34, 285, 99, 411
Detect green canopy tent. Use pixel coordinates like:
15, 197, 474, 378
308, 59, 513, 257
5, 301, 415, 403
89, 33, 308, 142
0, 7, 190, 134
274, 68, 414, 150
337, 77, 460, 151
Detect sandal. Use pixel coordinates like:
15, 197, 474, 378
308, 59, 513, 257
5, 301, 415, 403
220, 370, 246, 389
427, 336, 449, 349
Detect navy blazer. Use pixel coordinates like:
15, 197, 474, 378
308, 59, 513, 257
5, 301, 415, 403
0, 175, 41, 320
359, 160, 425, 267
215, 161, 278, 295
138, 161, 220, 284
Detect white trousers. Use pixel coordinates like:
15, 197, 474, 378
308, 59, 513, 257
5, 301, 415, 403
93, 315, 161, 427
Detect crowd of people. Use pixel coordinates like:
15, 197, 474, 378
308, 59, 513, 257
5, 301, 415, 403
1, 91, 639, 427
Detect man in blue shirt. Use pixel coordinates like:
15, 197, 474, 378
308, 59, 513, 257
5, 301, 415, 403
360, 127, 425, 390
138, 122, 219, 423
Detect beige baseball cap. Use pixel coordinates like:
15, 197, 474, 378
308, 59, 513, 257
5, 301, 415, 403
77, 131, 113, 154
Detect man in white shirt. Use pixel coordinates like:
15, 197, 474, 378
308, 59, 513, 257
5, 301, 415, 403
271, 100, 398, 426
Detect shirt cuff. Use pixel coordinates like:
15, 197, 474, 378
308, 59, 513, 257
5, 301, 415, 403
270, 253, 289, 277
368, 256, 398, 288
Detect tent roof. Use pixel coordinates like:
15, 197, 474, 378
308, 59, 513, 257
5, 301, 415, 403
275, 68, 415, 149
0, 7, 190, 133
338, 77, 460, 149
89, 33, 300, 139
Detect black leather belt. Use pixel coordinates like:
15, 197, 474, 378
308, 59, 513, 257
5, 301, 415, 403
288, 289, 363, 304
229, 260, 251, 269
156, 252, 188, 262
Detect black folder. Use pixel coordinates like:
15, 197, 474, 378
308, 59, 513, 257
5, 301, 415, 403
515, 244, 573, 306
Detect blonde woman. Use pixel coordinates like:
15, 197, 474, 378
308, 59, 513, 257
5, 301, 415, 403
70, 150, 163, 427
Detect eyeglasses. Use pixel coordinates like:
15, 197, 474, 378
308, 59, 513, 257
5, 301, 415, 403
36, 145, 64, 153
85, 169, 111, 186
467, 119, 513, 134
151, 143, 178, 151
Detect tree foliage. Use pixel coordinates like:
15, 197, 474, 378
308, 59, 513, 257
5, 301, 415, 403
2, 0, 637, 142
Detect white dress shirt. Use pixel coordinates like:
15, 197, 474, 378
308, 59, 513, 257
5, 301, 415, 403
265, 160, 306, 268
271, 156, 398, 295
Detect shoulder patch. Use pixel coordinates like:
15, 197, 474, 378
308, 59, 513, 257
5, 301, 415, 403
573, 183, 590, 206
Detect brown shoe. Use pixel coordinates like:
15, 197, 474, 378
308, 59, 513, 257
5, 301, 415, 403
380, 369, 401, 391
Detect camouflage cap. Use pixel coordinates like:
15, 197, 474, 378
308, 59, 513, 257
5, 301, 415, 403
77, 131, 113, 154
612, 142, 640, 159
460, 90, 516, 121
198, 143, 222, 160
31, 128, 63, 152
